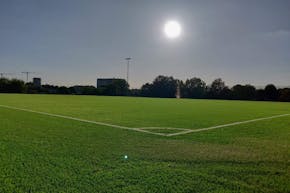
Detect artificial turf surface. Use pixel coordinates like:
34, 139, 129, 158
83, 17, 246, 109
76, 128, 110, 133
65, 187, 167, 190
0, 94, 289, 192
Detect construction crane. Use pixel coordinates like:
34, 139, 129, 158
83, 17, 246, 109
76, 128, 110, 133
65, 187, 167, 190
22, 72, 35, 82
0, 72, 13, 78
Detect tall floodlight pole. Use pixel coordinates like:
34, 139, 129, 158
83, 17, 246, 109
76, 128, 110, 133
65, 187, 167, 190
125, 57, 131, 85
22, 72, 35, 82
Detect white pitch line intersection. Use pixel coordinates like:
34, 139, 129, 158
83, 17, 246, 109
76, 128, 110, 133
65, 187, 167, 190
0, 105, 289, 137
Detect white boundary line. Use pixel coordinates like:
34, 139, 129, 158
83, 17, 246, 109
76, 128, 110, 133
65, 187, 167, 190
167, 113, 290, 136
0, 104, 289, 137
0, 105, 166, 136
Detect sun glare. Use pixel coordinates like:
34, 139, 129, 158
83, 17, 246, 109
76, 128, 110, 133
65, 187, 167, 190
164, 20, 181, 39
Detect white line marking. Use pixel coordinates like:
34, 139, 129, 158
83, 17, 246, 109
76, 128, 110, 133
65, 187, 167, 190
167, 113, 290, 136
0, 105, 167, 136
0, 105, 289, 137
139, 127, 191, 131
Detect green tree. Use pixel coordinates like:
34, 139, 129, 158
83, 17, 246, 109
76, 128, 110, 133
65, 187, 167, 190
264, 84, 278, 101
232, 84, 256, 100
183, 77, 206, 98
151, 75, 178, 98
208, 78, 228, 99
278, 88, 290, 102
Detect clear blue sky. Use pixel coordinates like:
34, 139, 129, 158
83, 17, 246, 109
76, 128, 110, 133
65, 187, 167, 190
0, 0, 289, 88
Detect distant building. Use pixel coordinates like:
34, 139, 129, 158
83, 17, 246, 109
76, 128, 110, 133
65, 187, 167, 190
33, 78, 41, 88
97, 78, 124, 88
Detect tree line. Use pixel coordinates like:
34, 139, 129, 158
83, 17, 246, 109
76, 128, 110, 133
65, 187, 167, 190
0, 76, 290, 102
138, 75, 290, 102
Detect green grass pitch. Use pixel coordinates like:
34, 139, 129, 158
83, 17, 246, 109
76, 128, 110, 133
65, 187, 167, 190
0, 94, 289, 193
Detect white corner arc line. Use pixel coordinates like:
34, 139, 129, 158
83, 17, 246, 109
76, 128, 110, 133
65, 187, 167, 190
167, 113, 290, 136
0, 105, 167, 136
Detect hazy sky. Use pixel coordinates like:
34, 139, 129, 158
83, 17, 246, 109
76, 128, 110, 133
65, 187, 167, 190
0, 0, 290, 88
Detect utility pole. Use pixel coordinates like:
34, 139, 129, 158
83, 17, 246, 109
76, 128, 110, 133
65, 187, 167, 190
22, 72, 35, 82
125, 57, 131, 85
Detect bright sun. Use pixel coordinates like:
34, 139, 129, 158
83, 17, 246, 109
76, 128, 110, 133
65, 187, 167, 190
164, 20, 181, 39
